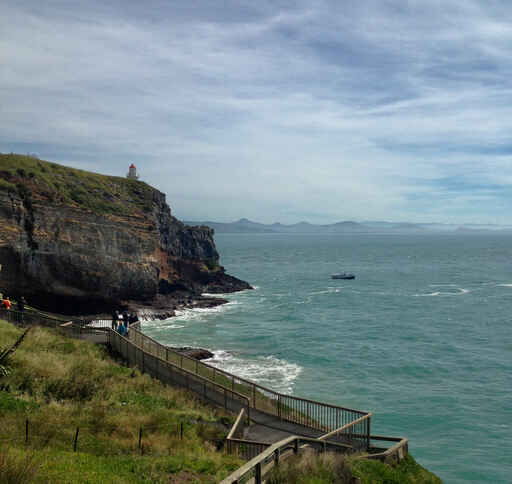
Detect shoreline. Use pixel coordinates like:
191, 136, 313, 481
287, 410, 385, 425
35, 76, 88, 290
128, 293, 231, 321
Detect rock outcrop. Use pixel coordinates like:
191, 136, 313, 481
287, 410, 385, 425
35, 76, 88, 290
0, 154, 251, 314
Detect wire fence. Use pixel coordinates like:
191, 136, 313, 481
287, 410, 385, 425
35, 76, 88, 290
0, 417, 229, 455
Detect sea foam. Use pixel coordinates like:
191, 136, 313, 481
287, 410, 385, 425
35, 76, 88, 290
206, 350, 303, 395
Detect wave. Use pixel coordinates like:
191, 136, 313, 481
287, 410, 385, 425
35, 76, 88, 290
170, 301, 239, 323
413, 287, 470, 297
206, 350, 303, 395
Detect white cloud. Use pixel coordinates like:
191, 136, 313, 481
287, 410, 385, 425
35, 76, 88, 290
2, 0, 512, 224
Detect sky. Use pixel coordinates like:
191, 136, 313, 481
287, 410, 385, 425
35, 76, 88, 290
2, 0, 512, 225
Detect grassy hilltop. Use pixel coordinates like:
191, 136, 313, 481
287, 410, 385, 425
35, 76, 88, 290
0, 153, 157, 216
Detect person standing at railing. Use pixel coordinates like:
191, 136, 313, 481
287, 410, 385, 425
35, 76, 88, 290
2, 296, 11, 310
117, 320, 127, 336
111, 310, 119, 330
17, 296, 25, 313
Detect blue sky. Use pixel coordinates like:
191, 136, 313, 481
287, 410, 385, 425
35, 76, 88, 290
2, 0, 512, 224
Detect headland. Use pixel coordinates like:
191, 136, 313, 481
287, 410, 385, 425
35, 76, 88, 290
0, 153, 251, 317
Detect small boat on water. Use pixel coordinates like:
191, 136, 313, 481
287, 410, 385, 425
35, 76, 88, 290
331, 272, 355, 280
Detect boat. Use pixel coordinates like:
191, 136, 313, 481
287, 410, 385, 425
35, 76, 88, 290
331, 272, 355, 280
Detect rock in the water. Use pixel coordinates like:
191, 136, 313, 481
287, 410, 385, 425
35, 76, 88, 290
171, 347, 214, 360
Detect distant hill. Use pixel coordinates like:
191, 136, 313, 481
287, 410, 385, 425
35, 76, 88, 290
185, 219, 375, 234
185, 218, 512, 234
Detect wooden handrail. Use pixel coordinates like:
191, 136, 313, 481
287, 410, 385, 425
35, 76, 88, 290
220, 434, 354, 484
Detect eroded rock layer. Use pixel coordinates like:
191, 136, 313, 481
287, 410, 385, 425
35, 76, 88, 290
0, 154, 251, 313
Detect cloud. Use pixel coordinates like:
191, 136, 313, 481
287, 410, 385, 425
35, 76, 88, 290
2, 0, 512, 224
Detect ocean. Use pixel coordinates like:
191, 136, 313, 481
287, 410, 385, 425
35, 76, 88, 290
143, 233, 512, 483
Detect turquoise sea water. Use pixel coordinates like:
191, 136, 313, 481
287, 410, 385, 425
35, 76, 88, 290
143, 233, 512, 483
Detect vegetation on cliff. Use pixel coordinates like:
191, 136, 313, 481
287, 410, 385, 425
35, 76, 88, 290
0, 319, 242, 482
0, 153, 158, 217
268, 451, 442, 483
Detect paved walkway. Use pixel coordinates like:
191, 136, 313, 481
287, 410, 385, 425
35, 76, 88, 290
246, 407, 326, 443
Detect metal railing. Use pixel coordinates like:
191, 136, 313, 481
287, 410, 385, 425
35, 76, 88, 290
126, 325, 371, 449
0, 308, 66, 328
225, 409, 272, 461
109, 330, 251, 419
1, 309, 372, 451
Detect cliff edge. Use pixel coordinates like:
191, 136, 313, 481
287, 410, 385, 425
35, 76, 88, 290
0, 154, 251, 314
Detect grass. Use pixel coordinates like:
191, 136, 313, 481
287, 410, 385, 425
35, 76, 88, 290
0, 319, 242, 482
0, 153, 158, 217
267, 450, 442, 484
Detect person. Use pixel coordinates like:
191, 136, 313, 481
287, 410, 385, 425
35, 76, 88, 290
111, 310, 119, 330
122, 311, 129, 327
129, 312, 139, 327
2, 296, 11, 310
17, 296, 25, 313
117, 320, 127, 336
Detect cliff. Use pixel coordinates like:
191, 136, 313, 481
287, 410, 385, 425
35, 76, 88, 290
0, 154, 251, 314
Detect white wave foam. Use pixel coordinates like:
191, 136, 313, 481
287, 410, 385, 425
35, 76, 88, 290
206, 350, 302, 395
309, 288, 341, 296
171, 301, 239, 323
414, 287, 470, 297
497, 284, 512, 287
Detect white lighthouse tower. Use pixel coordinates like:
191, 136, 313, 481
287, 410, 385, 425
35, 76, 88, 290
127, 163, 139, 180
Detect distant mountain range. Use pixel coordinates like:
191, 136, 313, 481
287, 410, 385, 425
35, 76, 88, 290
184, 218, 512, 234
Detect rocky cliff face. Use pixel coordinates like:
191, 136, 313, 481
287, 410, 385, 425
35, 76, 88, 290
0, 154, 251, 313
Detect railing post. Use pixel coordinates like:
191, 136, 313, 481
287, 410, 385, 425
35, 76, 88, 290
278, 394, 282, 420
274, 448, 280, 465
367, 415, 371, 451
253, 385, 256, 408
255, 462, 262, 484
166, 348, 169, 361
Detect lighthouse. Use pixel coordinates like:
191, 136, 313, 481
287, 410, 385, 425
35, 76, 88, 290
127, 163, 139, 180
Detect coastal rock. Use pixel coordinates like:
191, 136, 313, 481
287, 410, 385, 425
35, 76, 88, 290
0, 154, 251, 313
170, 347, 214, 360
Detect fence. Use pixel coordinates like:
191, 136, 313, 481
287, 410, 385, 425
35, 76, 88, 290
0, 416, 225, 456
0, 308, 66, 329
225, 409, 271, 461
1, 310, 372, 451
366, 435, 409, 463
126, 325, 372, 450
109, 330, 251, 419
220, 434, 355, 484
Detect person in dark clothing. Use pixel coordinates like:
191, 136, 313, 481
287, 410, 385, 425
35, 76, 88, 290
111, 310, 119, 330
17, 296, 25, 312
129, 312, 139, 325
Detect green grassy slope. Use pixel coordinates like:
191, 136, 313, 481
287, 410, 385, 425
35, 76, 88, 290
268, 450, 442, 484
0, 153, 157, 216
0, 320, 242, 483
